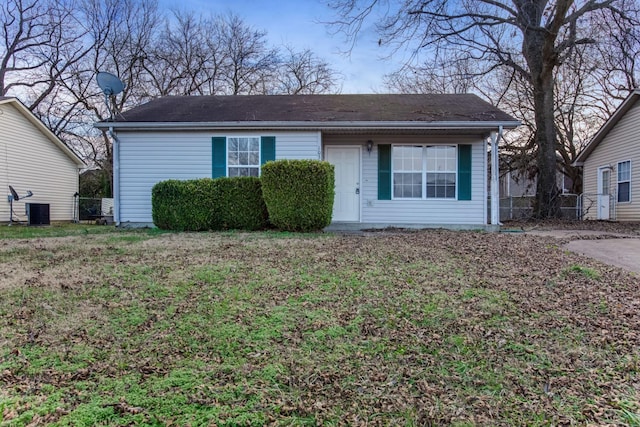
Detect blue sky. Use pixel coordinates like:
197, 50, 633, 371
159, 0, 399, 93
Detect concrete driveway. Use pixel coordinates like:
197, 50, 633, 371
525, 230, 640, 274
565, 238, 640, 274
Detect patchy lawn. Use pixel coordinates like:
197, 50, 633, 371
0, 224, 638, 426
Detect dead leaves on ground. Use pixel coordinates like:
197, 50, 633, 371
0, 227, 639, 425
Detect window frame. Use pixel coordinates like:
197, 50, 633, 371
227, 136, 261, 177
391, 144, 458, 200
617, 160, 631, 203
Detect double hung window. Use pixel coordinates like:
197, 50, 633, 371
617, 160, 631, 203
228, 137, 260, 177
392, 145, 457, 199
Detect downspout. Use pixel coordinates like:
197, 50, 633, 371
108, 127, 120, 226
490, 126, 503, 227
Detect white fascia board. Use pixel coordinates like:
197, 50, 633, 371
95, 120, 521, 131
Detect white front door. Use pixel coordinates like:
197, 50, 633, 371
326, 146, 360, 222
597, 167, 610, 220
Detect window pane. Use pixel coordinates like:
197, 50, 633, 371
249, 168, 259, 177
394, 146, 422, 172
228, 152, 238, 165
249, 152, 259, 165
393, 172, 421, 198
239, 152, 248, 165
445, 185, 456, 198
426, 157, 436, 171
229, 168, 239, 177
618, 182, 630, 202
228, 138, 238, 151
426, 172, 456, 199
618, 161, 631, 181
413, 157, 422, 170
239, 138, 248, 151
250, 138, 259, 152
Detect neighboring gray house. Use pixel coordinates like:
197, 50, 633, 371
1, 97, 85, 223
95, 94, 518, 229
574, 88, 640, 221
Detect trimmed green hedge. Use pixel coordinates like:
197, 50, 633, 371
152, 179, 218, 231
261, 160, 334, 232
152, 177, 267, 231
211, 177, 268, 231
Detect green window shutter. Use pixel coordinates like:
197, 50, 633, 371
458, 144, 472, 201
212, 137, 226, 178
378, 144, 391, 200
260, 136, 276, 165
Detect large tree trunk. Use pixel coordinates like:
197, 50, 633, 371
532, 73, 562, 218
520, 0, 564, 219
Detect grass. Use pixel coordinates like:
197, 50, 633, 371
0, 224, 638, 426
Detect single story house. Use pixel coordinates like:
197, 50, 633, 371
0, 97, 85, 223
95, 94, 519, 230
574, 88, 640, 221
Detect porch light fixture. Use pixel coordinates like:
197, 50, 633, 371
366, 140, 373, 153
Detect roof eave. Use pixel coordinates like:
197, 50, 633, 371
1, 97, 86, 167
95, 120, 520, 131
574, 88, 640, 164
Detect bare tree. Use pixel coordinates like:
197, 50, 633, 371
329, 0, 639, 218
0, 0, 93, 110
142, 11, 223, 96
1, 1, 342, 197
275, 46, 341, 94
216, 13, 279, 95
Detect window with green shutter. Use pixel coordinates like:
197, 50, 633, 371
212, 137, 226, 178
261, 136, 276, 165
383, 144, 472, 200
212, 136, 276, 177
378, 144, 391, 200
457, 144, 472, 201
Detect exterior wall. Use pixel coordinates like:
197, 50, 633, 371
323, 134, 487, 226
0, 102, 80, 222
583, 101, 640, 221
116, 130, 321, 225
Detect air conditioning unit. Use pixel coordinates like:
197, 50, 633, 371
26, 203, 50, 226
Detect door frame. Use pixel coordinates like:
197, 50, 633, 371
325, 145, 362, 222
597, 166, 611, 220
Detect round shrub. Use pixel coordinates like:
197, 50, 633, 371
261, 160, 334, 232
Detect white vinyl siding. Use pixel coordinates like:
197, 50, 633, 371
583, 101, 640, 221
324, 134, 486, 226
0, 102, 81, 222
116, 130, 321, 225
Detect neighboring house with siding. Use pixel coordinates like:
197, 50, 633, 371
0, 97, 85, 223
574, 89, 640, 221
95, 94, 518, 229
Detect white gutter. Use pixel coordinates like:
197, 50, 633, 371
95, 120, 520, 131
490, 126, 503, 226
108, 127, 120, 226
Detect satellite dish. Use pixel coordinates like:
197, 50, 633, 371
7, 186, 33, 225
97, 71, 125, 119
9, 185, 19, 201
97, 71, 125, 96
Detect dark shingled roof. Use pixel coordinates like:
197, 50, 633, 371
114, 94, 517, 124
